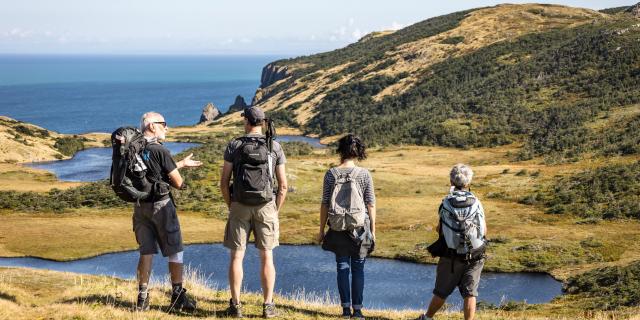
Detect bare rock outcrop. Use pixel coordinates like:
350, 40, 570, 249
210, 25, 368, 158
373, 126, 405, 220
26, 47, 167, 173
226, 95, 249, 115
260, 63, 289, 88
198, 102, 220, 125
627, 2, 640, 17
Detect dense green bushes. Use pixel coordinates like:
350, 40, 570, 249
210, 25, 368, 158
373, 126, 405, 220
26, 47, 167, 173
538, 161, 640, 219
267, 109, 299, 128
318, 19, 640, 155
0, 182, 123, 212
54, 136, 86, 156
280, 141, 314, 156
564, 260, 640, 309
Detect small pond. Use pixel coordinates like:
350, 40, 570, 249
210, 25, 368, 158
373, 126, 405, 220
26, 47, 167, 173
0, 244, 561, 311
27, 142, 199, 182
276, 135, 325, 148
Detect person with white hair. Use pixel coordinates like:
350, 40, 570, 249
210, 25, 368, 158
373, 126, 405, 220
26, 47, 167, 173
134, 111, 202, 313
417, 164, 487, 320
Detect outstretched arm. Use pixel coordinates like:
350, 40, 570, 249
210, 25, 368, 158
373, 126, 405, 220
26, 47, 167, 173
168, 153, 202, 189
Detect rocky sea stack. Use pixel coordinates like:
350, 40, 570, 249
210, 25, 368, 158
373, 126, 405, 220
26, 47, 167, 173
198, 102, 220, 125
225, 95, 249, 115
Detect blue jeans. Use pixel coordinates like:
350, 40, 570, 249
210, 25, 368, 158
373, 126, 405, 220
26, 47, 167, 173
336, 255, 365, 309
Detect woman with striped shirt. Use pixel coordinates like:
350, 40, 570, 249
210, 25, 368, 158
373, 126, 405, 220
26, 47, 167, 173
318, 134, 376, 320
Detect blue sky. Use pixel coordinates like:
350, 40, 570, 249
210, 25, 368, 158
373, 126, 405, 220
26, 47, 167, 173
0, 0, 633, 55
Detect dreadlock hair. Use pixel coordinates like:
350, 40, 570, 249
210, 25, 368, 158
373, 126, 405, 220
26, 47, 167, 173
336, 133, 367, 163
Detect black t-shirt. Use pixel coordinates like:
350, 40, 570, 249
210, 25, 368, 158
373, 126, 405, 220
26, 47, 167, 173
142, 143, 177, 185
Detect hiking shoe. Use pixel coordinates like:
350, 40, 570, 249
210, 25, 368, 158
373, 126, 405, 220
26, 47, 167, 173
341, 307, 352, 319
168, 288, 197, 313
263, 302, 278, 318
414, 314, 431, 320
135, 292, 150, 311
226, 299, 243, 318
352, 309, 365, 320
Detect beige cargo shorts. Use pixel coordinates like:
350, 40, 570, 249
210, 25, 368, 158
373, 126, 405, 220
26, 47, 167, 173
223, 201, 279, 250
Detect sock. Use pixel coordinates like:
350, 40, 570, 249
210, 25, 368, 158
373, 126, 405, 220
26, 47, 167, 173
138, 284, 148, 298
172, 282, 183, 295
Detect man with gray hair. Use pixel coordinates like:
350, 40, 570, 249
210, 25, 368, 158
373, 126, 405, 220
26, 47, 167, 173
134, 112, 202, 313
417, 163, 487, 320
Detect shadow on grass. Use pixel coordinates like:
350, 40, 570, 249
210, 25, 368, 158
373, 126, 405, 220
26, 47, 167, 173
0, 291, 18, 303
58, 294, 397, 319
58, 294, 221, 317
277, 303, 396, 320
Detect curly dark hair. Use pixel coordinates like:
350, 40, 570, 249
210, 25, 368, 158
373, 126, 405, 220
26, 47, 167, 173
336, 134, 367, 163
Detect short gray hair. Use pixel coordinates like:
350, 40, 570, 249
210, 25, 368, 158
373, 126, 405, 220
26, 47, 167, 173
450, 163, 473, 188
140, 111, 161, 132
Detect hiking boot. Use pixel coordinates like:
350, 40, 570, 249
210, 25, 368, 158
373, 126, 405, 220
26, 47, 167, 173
414, 314, 432, 320
168, 288, 197, 313
341, 307, 352, 319
263, 302, 278, 318
135, 292, 150, 311
226, 299, 243, 318
352, 309, 365, 320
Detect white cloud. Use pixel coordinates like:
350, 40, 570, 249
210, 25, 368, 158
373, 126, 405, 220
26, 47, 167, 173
384, 21, 405, 31
352, 28, 363, 40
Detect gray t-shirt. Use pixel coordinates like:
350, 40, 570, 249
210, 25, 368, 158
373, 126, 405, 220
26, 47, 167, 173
321, 167, 375, 205
223, 134, 286, 171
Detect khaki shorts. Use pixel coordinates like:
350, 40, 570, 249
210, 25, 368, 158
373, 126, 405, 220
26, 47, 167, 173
223, 201, 279, 250
433, 256, 484, 299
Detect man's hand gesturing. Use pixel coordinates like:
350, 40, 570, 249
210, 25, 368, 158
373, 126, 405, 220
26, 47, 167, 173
178, 153, 202, 169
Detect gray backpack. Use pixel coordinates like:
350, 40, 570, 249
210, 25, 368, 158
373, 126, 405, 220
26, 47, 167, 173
439, 190, 487, 260
328, 167, 367, 231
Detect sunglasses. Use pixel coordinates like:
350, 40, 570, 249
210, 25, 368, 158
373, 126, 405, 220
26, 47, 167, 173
153, 121, 167, 128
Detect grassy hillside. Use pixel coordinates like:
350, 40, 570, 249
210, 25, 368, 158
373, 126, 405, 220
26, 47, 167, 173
219, 4, 640, 163
0, 116, 108, 163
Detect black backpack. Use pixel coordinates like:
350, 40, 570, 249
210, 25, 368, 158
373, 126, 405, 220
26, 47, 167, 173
231, 136, 274, 205
109, 127, 154, 203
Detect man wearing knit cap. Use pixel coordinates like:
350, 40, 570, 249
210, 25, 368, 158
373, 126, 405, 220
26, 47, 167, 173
220, 106, 288, 318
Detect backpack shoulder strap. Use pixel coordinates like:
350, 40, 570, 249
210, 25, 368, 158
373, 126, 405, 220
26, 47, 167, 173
329, 167, 340, 179
348, 166, 364, 180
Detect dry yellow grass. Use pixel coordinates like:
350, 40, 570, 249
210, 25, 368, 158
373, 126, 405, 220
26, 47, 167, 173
0, 163, 83, 192
1, 267, 639, 320
0, 116, 110, 163
0, 210, 226, 261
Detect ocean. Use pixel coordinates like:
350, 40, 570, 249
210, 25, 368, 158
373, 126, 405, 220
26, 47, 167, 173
0, 54, 281, 134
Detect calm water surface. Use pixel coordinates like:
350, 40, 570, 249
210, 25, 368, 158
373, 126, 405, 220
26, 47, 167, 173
0, 244, 562, 310
0, 55, 280, 133
27, 142, 199, 182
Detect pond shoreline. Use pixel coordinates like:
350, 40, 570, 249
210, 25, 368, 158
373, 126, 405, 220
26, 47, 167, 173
0, 240, 564, 282
0, 243, 563, 310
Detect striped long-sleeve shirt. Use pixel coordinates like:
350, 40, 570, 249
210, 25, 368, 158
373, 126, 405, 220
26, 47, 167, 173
321, 167, 376, 205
